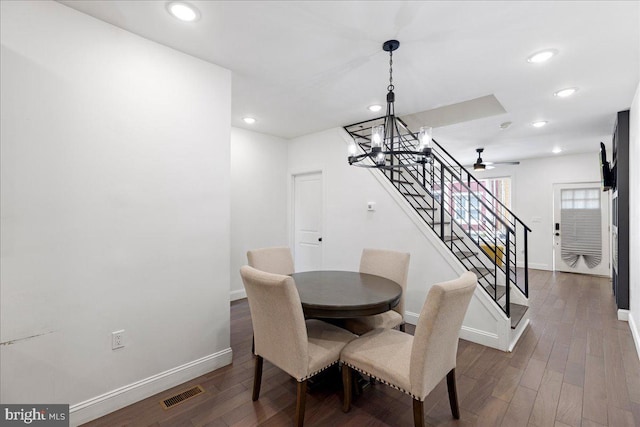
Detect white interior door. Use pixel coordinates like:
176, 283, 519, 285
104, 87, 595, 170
293, 172, 323, 272
553, 183, 610, 276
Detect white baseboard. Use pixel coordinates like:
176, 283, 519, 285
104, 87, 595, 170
404, 311, 419, 326
628, 313, 640, 361
618, 309, 630, 321
406, 311, 506, 351
230, 288, 247, 301
69, 348, 233, 426
459, 325, 501, 350
517, 262, 550, 270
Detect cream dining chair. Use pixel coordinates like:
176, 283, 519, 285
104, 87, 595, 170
246, 246, 294, 275
343, 248, 410, 335
240, 266, 356, 427
340, 271, 477, 427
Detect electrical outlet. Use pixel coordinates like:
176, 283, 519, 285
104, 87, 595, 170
112, 330, 125, 350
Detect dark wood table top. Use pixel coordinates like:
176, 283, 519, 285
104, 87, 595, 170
290, 270, 402, 318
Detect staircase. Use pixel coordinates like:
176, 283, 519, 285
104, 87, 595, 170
344, 117, 532, 334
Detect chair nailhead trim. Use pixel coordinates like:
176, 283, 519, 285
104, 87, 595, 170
342, 362, 422, 401
299, 360, 339, 382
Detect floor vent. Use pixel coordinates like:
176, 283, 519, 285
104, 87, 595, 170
160, 385, 205, 410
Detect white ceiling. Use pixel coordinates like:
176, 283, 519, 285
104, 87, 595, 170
58, 0, 639, 165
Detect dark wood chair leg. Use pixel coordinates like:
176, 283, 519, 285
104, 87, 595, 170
342, 365, 352, 413
295, 380, 308, 427
412, 398, 425, 427
252, 355, 263, 401
446, 368, 460, 419
399, 322, 406, 332
251, 334, 255, 355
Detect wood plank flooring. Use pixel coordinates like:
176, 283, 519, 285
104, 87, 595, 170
82, 270, 640, 426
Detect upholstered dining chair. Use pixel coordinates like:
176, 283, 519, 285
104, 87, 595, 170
246, 246, 295, 275
340, 271, 477, 427
240, 266, 356, 427
343, 248, 410, 335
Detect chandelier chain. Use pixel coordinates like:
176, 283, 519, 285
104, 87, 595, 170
388, 49, 394, 92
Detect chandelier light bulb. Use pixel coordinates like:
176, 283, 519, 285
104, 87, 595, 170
376, 152, 385, 165
371, 125, 384, 149
418, 126, 432, 150
348, 141, 357, 156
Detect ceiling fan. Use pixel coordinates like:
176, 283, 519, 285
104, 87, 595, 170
471, 148, 520, 171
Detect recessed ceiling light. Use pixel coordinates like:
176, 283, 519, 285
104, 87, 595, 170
166, 1, 200, 22
554, 87, 578, 98
499, 121, 512, 130
527, 49, 558, 63
243, 117, 256, 124
368, 105, 382, 112
531, 121, 548, 128
552, 147, 562, 154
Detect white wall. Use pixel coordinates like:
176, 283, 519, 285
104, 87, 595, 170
628, 82, 640, 357
230, 127, 288, 299
0, 1, 232, 422
287, 128, 461, 317
474, 152, 602, 271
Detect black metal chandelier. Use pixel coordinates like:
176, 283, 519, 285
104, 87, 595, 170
347, 40, 432, 169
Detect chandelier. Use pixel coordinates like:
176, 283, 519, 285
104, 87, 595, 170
347, 40, 432, 169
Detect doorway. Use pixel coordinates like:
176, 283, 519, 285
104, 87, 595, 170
553, 182, 610, 276
292, 172, 323, 272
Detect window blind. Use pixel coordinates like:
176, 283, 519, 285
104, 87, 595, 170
560, 188, 602, 268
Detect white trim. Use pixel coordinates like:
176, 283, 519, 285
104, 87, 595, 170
459, 325, 500, 349
518, 261, 550, 270
404, 310, 419, 326
618, 309, 630, 321
407, 311, 507, 351
509, 318, 530, 352
230, 289, 246, 301
69, 348, 233, 426
628, 313, 640, 361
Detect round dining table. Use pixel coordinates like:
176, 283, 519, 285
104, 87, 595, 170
290, 270, 402, 318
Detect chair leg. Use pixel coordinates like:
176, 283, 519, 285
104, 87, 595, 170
342, 364, 352, 413
295, 380, 308, 427
446, 368, 460, 419
412, 398, 425, 427
251, 334, 255, 355
252, 355, 263, 401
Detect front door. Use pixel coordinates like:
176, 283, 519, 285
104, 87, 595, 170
293, 172, 323, 272
553, 183, 610, 276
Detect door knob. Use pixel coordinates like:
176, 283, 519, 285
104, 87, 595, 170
555, 232, 560, 236
318, 237, 323, 242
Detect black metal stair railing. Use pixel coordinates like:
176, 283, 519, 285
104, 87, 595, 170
344, 117, 532, 318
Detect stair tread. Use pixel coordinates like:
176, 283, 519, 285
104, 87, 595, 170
455, 251, 477, 259
470, 266, 492, 277
402, 193, 425, 197
482, 283, 506, 300
392, 179, 414, 185
510, 303, 528, 329
417, 207, 437, 211
443, 235, 462, 242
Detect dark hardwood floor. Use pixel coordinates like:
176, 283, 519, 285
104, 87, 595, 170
82, 270, 640, 426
